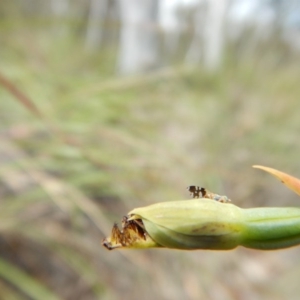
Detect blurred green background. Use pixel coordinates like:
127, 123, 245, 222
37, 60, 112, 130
1, 0, 300, 299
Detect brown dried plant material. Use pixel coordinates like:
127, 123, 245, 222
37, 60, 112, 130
102, 216, 160, 250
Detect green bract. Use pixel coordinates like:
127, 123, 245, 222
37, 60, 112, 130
129, 199, 244, 250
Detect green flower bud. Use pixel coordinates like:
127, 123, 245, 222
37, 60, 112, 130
129, 199, 244, 250
102, 199, 300, 251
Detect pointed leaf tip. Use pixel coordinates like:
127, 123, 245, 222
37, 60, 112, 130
253, 165, 300, 196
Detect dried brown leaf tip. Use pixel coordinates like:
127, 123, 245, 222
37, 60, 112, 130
253, 165, 300, 196
187, 186, 231, 203
102, 216, 159, 250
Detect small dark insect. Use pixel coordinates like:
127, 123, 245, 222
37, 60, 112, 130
187, 186, 231, 203
187, 186, 206, 198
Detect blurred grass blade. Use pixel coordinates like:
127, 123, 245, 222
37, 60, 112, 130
0, 72, 80, 147
0, 72, 43, 118
0, 280, 24, 300
0, 257, 62, 300
52, 245, 107, 297
0, 282, 24, 300
253, 165, 300, 196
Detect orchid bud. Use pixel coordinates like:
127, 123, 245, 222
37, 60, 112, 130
103, 199, 300, 251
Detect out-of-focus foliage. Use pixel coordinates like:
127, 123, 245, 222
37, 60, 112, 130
1, 1, 300, 300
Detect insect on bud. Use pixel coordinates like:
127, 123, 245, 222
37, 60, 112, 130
102, 198, 244, 250
102, 183, 300, 251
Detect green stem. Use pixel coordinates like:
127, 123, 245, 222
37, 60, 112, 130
242, 207, 300, 249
